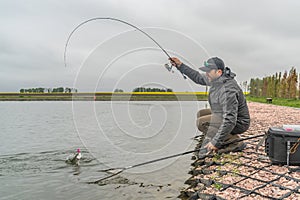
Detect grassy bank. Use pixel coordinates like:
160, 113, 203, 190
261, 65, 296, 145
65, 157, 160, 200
2, 93, 299, 108
246, 96, 300, 108
0, 92, 208, 101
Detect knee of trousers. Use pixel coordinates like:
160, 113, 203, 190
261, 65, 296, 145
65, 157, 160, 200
197, 108, 212, 118
197, 118, 210, 133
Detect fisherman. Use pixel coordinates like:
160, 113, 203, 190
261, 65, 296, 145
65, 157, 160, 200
169, 57, 250, 158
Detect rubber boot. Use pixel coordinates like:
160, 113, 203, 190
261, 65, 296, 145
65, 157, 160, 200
218, 134, 247, 154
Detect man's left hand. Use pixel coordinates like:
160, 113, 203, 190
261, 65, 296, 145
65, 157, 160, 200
205, 142, 218, 152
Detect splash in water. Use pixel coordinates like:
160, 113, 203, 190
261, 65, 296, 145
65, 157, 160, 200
66, 148, 82, 166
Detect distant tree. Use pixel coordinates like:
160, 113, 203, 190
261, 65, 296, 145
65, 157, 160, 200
249, 78, 255, 96
20, 89, 25, 93
38, 88, 44, 93
133, 87, 144, 92
133, 87, 139, 92
240, 81, 248, 93
279, 71, 288, 98
286, 67, 298, 99
58, 87, 64, 93
298, 73, 300, 99
274, 72, 280, 98
249, 78, 264, 97
52, 87, 64, 93
132, 87, 173, 92
262, 77, 268, 97
65, 87, 72, 93
114, 89, 124, 92
266, 76, 273, 97
270, 76, 274, 97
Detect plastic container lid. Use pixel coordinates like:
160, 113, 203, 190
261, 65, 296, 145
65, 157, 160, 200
282, 125, 300, 132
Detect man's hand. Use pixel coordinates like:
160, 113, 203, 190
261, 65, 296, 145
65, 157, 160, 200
205, 142, 218, 153
169, 57, 182, 68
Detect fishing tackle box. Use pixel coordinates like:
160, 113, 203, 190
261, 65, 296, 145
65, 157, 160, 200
265, 126, 300, 165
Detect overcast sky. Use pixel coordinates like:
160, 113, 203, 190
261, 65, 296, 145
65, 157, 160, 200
1, 0, 299, 92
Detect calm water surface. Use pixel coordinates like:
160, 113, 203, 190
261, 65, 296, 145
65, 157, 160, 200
0, 101, 207, 200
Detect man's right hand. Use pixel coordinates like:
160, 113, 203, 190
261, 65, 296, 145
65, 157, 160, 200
169, 57, 182, 68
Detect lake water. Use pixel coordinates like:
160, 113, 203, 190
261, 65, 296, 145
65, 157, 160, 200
0, 101, 207, 200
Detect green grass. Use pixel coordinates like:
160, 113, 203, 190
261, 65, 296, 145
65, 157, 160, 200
246, 96, 300, 108
213, 183, 223, 190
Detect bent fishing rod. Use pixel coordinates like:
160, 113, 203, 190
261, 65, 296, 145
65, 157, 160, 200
64, 17, 186, 79
87, 133, 265, 184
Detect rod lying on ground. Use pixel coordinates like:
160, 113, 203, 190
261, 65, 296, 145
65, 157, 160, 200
88, 133, 265, 184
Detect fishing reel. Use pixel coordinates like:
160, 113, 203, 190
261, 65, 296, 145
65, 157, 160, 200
164, 63, 174, 73
164, 63, 187, 79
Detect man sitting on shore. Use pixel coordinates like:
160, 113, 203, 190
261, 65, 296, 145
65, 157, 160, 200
170, 57, 250, 158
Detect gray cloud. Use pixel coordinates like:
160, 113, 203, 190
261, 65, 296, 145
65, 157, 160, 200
0, 0, 299, 92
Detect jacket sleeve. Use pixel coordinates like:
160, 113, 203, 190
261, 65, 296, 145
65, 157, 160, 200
178, 63, 209, 86
211, 86, 238, 148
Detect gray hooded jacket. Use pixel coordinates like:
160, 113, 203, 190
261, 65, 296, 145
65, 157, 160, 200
179, 63, 250, 148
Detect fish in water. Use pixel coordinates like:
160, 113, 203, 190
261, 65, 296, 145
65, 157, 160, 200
66, 148, 82, 166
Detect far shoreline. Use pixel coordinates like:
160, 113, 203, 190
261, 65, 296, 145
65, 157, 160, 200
0, 92, 208, 101
1, 92, 299, 108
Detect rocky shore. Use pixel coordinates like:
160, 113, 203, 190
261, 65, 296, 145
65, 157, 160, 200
179, 102, 300, 200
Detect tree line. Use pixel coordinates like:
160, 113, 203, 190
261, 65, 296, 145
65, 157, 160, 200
132, 87, 173, 92
249, 67, 299, 99
20, 87, 78, 93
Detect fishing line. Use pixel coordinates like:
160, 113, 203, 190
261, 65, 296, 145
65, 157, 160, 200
64, 17, 186, 79
87, 133, 265, 184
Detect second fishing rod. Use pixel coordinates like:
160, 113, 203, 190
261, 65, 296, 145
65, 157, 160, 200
88, 133, 265, 184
